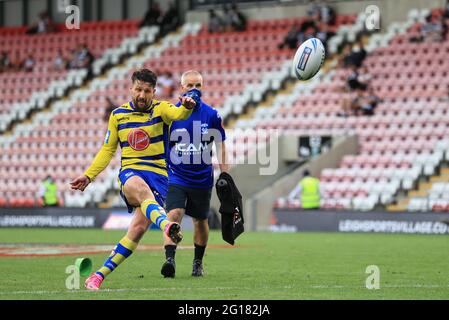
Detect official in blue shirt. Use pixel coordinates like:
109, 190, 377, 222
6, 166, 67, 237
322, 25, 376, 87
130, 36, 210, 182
161, 70, 228, 278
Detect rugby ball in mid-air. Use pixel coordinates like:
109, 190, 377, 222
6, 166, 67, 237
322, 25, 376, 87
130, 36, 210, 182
292, 38, 325, 81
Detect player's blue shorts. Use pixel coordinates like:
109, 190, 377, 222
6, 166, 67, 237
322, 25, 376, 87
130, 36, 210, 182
118, 168, 168, 213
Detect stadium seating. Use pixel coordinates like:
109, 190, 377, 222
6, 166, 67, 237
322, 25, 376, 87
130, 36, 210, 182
0, 23, 200, 207
0, 20, 160, 133
0, 14, 366, 208
271, 8, 449, 210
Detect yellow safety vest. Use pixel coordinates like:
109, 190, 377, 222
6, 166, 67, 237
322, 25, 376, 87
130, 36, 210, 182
43, 181, 58, 206
300, 177, 320, 209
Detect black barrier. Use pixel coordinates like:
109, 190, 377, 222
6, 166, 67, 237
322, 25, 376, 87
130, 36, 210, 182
273, 209, 449, 234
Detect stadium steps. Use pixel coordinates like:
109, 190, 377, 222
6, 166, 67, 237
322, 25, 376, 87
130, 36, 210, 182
224, 13, 364, 132
387, 198, 410, 212
431, 167, 449, 182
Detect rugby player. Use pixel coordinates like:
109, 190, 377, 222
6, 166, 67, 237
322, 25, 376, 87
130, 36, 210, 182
70, 68, 196, 290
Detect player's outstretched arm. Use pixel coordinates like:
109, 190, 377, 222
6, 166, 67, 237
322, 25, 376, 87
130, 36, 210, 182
179, 96, 196, 110
160, 96, 195, 124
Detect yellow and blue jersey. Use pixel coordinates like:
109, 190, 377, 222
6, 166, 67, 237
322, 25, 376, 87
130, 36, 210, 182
84, 100, 193, 181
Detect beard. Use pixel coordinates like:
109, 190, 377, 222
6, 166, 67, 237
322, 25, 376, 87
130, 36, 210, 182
133, 98, 151, 111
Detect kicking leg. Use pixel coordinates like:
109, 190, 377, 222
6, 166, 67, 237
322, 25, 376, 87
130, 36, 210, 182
124, 175, 182, 243
85, 210, 147, 290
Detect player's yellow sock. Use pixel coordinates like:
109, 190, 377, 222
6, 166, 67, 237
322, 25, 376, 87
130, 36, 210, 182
96, 236, 137, 279
141, 199, 170, 231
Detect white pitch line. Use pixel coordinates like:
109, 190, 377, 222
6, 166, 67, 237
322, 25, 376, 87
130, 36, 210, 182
1, 284, 448, 296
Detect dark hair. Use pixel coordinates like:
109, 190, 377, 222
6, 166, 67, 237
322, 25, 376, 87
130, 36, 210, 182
131, 68, 157, 87
303, 170, 310, 177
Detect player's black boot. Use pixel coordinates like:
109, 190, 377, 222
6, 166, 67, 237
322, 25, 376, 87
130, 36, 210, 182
161, 257, 176, 278
191, 259, 204, 277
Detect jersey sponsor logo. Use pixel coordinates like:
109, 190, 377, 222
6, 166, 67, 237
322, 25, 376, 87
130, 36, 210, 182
127, 128, 150, 151
117, 116, 130, 122
297, 46, 312, 71
175, 142, 209, 153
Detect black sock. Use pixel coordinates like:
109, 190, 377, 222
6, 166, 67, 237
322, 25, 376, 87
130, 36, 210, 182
194, 243, 206, 261
165, 245, 177, 260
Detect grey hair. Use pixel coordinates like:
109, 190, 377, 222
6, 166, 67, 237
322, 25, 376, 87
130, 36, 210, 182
181, 70, 203, 86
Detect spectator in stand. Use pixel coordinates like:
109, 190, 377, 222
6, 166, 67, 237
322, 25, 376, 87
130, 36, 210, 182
208, 9, 225, 33
23, 54, 35, 72
319, 1, 336, 25
340, 39, 367, 69
139, 2, 162, 28
308, 0, 336, 26
53, 49, 67, 71
69, 44, 94, 70
297, 14, 319, 44
315, 22, 334, 52
410, 14, 445, 43
11, 52, 23, 72
421, 14, 445, 42
104, 97, 117, 122
222, 5, 234, 32
229, 4, 247, 32
278, 24, 301, 49
26, 11, 56, 35
350, 39, 367, 68
340, 87, 380, 117
346, 64, 371, 92
159, 2, 180, 36
340, 43, 353, 68
354, 87, 381, 116
357, 65, 372, 87
0, 51, 11, 73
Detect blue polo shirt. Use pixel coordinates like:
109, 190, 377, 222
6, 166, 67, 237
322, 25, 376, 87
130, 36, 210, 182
167, 100, 226, 189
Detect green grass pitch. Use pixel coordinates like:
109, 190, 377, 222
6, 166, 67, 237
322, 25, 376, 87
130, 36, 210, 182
0, 228, 448, 300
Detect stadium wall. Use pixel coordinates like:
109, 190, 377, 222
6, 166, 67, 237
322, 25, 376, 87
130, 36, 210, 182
248, 135, 358, 231
208, 135, 358, 231
273, 209, 449, 235
186, 0, 445, 30
0, 0, 186, 26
